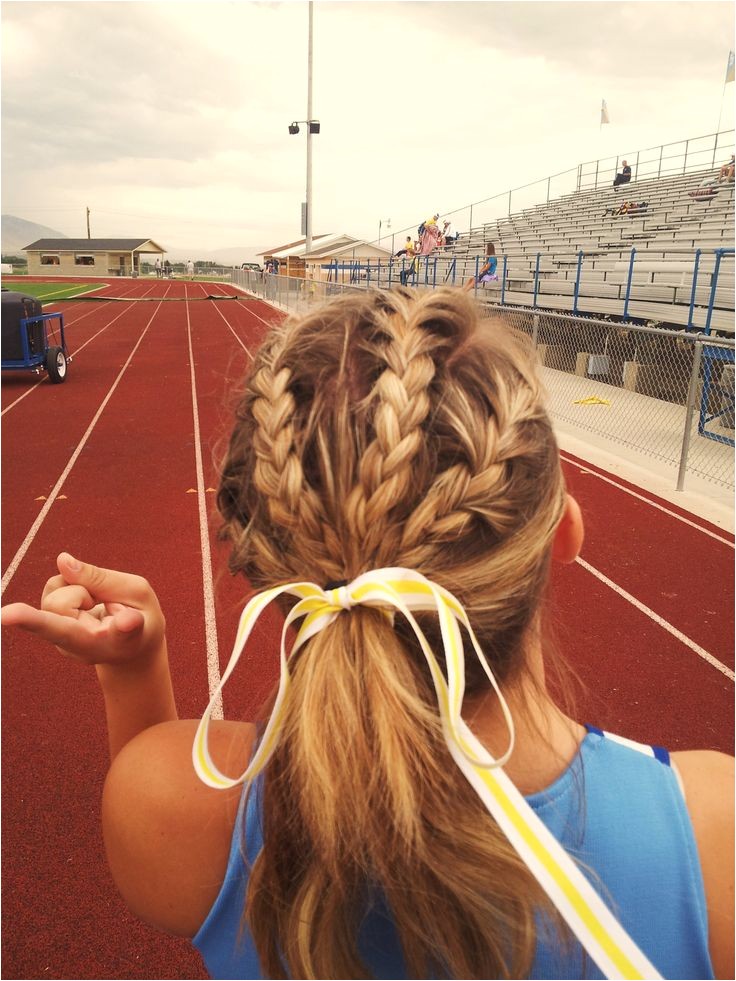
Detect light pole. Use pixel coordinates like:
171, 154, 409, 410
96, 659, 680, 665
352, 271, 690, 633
378, 218, 391, 245
288, 2, 319, 254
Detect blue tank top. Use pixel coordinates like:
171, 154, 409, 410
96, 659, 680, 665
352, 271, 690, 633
192, 727, 713, 979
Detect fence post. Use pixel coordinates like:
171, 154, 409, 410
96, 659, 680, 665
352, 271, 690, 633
572, 251, 583, 314
683, 140, 689, 173
622, 248, 637, 320
451, 258, 457, 285
469, 205, 473, 231
500, 255, 508, 305
473, 256, 480, 298
388, 257, 393, 288
533, 252, 541, 308
658, 143, 664, 179
634, 150, 640, 181
508, 189, 512, 216
433, 256, 438, 287
532, 313, 540, 349
366, 259, 371, 288
704, 249, 724, 335
595, 160, 599, 189
547, 176, 551, 202
677, 339, 704, 491
687, 249, 701, 330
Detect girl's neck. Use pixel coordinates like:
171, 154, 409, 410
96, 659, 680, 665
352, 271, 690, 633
464, 651, 584, 796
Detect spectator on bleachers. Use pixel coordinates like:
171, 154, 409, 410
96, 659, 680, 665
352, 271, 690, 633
442, 220, 460, 245
399, 239, 419, 285
394, 236, 415, 258
419, 218, 442, 256
463, 243, 498, 291
688, 178, 720, 201
613, 161, 632, 188
719, 155, 735, 182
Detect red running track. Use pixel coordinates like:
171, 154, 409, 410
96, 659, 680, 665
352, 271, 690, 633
2, 279, 733, 979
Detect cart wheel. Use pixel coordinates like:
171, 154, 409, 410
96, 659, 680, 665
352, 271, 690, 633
45, 347, 68, 384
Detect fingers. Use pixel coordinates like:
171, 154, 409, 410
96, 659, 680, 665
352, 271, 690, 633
41, 584, 96, 618
56, 553, 152, 607
0, 603, 89, 649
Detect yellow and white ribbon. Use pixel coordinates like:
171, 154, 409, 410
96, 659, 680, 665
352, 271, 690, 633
192, 568, 662, 981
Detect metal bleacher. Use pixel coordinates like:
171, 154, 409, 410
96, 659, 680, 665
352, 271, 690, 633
441, 167, 734, 333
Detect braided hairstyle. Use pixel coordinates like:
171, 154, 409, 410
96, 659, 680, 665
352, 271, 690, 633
218, 287, 568, 979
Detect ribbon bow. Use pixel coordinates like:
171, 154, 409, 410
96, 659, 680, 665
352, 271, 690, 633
192, 568, 661, 981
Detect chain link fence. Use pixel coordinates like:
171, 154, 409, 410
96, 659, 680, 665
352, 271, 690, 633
481, 304, 734, 491
232, 269, 734, 492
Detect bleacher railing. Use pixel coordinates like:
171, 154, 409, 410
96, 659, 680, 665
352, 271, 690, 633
577, 131, 735, 192
372, 130, 734, 253
231, 267, 735, 493
239, 246, 734, 335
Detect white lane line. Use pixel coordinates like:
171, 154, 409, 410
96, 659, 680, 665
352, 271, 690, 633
560, 454, 734, 548
576, 556, 735, 682
185, 301, 224, 719
1, 303, 137, 417
1, 304, 163, 595
209, 301, 254, 359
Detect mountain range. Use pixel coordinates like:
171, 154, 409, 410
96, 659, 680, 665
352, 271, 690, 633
1, 215, 266, 266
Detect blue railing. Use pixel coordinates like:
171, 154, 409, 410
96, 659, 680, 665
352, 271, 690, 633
323, 246, 734, 331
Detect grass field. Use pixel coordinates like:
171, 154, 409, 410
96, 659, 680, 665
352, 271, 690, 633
2, 281, 103, 302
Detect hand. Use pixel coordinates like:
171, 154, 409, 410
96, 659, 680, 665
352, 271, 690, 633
1, 553, 166, 668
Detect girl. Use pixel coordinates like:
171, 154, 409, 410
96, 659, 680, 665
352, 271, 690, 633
464, 242, 498, 291
2, 289, 732, 980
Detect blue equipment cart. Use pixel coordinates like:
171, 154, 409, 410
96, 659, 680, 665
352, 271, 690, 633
1, 290, 71, 383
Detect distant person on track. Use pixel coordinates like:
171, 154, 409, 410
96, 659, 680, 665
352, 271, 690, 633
164, 259, 171, 278
463, 242, 498, 291
154, 257, 162, 279
613, 160, 632, 188
186, 259, 195, 280
1, 288, 733, 981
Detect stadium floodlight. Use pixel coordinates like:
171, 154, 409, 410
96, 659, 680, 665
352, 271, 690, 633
308, 121, 320, 134
289, 122, 300, 135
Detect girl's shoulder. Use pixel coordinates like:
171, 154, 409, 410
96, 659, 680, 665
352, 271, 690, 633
102, 719, 256, 938
671, 750, 734, 980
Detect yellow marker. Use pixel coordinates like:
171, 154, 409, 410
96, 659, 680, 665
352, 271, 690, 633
574, 396, 610, 406
186, 488, 197, 494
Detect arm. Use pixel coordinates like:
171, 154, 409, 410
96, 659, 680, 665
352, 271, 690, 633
671, 750, 734, 980
1, 552, 176, 760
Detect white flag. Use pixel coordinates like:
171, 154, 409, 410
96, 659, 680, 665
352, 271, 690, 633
726, 50, 735, 85
600, 99, 610, 125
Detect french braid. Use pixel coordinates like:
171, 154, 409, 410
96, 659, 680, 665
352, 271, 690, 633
218, 288, 568, 979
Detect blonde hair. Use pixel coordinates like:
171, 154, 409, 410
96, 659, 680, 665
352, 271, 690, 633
218, 287, 567, 978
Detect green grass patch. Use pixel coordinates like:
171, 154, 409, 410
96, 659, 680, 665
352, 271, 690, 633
3, 281, 103, 303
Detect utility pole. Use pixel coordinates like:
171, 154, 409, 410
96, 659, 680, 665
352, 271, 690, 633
305, 1, 314, 255
86, 207, 91, 239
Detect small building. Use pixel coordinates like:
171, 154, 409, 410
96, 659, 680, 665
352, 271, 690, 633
259, 234, 393, 281
24, 238, 165, 277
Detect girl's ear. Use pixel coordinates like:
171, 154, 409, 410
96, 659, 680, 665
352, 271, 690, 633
552, 495, 584, 564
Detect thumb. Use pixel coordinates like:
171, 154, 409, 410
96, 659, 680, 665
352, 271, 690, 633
109, 607, 145, 636
56, 553, 146, 606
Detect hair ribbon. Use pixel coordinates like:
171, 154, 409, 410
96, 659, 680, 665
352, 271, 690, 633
192, 567, 661, 981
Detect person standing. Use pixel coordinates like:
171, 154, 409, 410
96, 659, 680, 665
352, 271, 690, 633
186, 259, 195, 280
154, 257, 162, 279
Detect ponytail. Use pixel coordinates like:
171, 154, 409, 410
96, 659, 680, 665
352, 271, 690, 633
247, 607, 552, 979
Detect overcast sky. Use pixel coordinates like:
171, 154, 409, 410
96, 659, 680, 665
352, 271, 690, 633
2, 0, 734, 258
